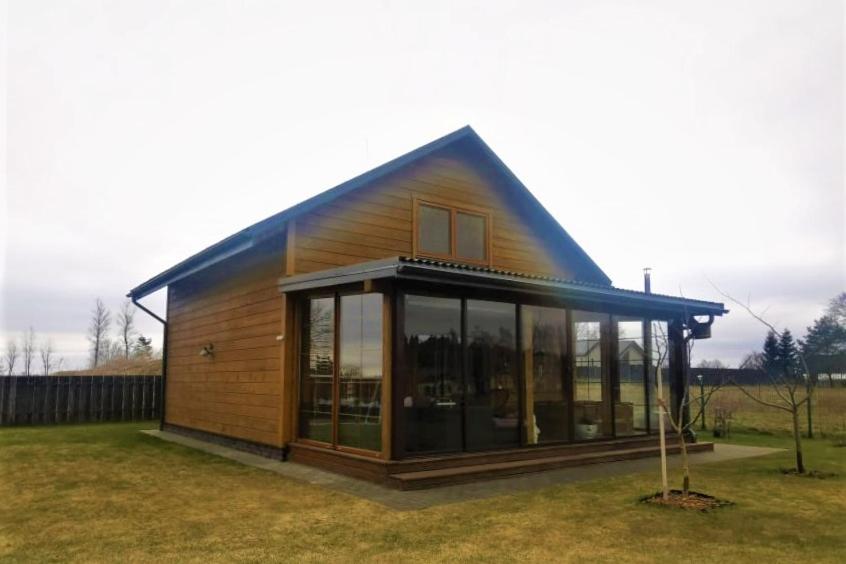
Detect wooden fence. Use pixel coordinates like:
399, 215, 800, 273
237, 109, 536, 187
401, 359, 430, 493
0, 375, 162, 426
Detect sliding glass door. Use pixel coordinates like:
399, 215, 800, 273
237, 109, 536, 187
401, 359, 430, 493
299, 297, 335, 444
573, 311, 613, 440
338, 294, 384, 451
615, 317, 648, 436
298, 293, 383, 454
400, 295, 463, 454
522, 305, 569, 444
465, 300, 519, 450
394, 293, 635, 456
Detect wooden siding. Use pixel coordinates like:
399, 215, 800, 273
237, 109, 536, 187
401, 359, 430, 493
165, 241, 286, 447
162, 143, 594, 450
292, 153, 575, 278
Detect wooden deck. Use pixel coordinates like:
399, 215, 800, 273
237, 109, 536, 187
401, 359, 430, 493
288, 436, 714, 490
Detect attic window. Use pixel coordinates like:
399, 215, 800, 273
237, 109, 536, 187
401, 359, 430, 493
415, 199, 491, 265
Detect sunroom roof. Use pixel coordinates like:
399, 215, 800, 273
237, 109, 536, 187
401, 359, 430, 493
278, 256, 728, 318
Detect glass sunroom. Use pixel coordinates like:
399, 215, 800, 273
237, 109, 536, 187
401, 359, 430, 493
282, 257, 725, 462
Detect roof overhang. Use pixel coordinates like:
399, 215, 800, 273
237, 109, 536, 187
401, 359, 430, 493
278, 257, 728, 318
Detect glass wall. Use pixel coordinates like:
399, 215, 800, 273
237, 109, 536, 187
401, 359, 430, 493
615, 318, 648, 436
573, 311, 612, 439
401, 295, 463, 454
338, 294, 383, 451
466, 300, 519, 450
299, 297, 335, 443
298, 288, 665, 456
522, 305, 569, 444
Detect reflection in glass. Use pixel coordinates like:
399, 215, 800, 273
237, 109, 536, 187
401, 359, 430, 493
648, 320, 671, 432
402, 295, 463, 454
419, 204, 451, 255
338, 294, 383, 451
456, 212, 486, 261
299, 297, 334, 443
522, 305, 568, 444
466, 300, 519, 449
574, 311, 612, 439
616, 318, 648, 436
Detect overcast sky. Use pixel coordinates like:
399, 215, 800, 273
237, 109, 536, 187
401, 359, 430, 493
2, 1, 843, 370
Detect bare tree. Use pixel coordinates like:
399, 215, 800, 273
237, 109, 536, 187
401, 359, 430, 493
653, 321, 725, 498
39, 339, 54, 376
739, 351, 765, 370
116, 300, 137, 359
4, 339, 18, 376
107, 340, 123, 363
696, 359, 727, 369
88, 298, 111, 368
712, 285, 812, 474
22, 327, 36, 376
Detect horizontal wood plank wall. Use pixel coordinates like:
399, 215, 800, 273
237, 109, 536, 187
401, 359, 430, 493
165, 243, 286, 447
293, 154, 573, 278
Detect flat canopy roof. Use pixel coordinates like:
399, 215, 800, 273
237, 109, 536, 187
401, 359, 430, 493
278, 257, 728, 318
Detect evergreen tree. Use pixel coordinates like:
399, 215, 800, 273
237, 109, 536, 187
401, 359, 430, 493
762, 331, 780, 377
133, 335, 154, 358
801, 315, 846, 357
777, 329, 800, 380
800, 315, 846, 386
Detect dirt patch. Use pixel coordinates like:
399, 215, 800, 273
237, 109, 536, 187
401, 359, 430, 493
640, 490, 734, 512
779, 468, 839, 479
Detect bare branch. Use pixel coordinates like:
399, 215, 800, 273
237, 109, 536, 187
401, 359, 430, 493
731, 379, 792, 412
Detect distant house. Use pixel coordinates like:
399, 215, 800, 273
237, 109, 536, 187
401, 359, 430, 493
129, 126, 726, 488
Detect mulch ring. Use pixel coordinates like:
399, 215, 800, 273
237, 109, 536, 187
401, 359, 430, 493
640, 490, 734, 512
780, 468, 838, 479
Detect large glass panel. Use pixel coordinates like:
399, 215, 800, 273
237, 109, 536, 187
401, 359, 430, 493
466, 300, 519, 449
648, 320, 671, 432
616, 318, 648, 436
338, 294, 383, 451
522, 305, 568, 444
299, 297, 335, 443
456, 212, 486, 261
401, 295, 463, 454
418, 204, 451, 255
574, 311, 612, 439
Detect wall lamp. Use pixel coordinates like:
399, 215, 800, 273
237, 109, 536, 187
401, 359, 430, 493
199, 343, 215, 358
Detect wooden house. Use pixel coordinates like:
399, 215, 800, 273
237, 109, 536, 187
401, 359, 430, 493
129, 126, 726, 489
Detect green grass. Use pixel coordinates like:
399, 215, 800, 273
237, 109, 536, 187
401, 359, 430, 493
1, 422, 844, 563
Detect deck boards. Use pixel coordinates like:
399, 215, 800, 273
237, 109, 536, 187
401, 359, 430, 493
288, 438, 714, 490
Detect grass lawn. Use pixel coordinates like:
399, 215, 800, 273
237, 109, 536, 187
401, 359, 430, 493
1, 423, 844, 563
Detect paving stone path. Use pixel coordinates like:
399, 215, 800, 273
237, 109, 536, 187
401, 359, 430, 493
142, 429, 782, 511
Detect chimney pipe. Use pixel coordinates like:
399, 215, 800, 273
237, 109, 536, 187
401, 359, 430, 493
643, 268, 652, 294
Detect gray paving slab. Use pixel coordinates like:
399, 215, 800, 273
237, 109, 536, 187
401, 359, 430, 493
141, 429, 782, 511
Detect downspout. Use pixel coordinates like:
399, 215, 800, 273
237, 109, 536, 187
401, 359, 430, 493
129, 294, 168, 431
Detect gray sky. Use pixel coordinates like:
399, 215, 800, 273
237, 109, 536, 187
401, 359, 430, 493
2, 0, 844, 370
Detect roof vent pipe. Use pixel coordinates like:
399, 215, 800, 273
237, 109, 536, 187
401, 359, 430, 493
643, 267, 652, 294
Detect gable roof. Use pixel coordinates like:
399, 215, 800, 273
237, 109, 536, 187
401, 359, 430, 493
128, 126, 611, 299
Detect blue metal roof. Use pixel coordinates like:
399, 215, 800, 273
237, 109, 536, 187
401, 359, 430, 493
128, 126, 611, 299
